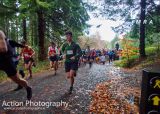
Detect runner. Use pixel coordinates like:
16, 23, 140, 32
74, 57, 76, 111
0, 30, 32, 100
100, 53, 106, 65
61, 31, 82, 94
85, 46, 92, 68
7, 39, 26, 91
58, 47, 63, 67
48, 42, 59, 75
108, 50, 113, 64
82, 49, 87, 66
20, 40, 35, 78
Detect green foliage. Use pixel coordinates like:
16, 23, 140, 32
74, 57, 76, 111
145, 46, 157, 55
115, 46, 158, 68
0, 72, 8, 83
0, 60, 50, 82
129, 22, 139, 39
32, 60, 50, 73
110, 34, 119, 48
0, 0, 91, 61
114, 55, 139, 68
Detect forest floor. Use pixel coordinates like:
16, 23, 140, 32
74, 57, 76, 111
89, 57, 160, 114
0, 58, 159, 114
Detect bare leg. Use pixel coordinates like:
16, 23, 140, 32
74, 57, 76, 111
53, 61, 58, 75
70, 70, 75, 87
69, 70, 75, 94
28, 61, 33, 78
66, 72, 70, 79
10, 74, 32, 100
10, 74, 28, 88
50, 61, 53, 69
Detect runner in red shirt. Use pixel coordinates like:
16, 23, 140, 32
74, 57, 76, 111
20, 41, 35, 78
48, 42, 58, 75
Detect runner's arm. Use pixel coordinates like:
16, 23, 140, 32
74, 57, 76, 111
61, 43, 66, 54
75, 45, 82, 59
30, 47, 35, 57
20, 49, 24, 59
55, 47, 60, 55
9, 40, 25, 48
48, 47, 50, 57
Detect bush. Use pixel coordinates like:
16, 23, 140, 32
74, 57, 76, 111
114, 55, 139, 68
145, 46, 157, 56
0, 72, 8, 83
0, 60, 50, 82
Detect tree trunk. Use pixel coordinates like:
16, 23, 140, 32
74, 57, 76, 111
23, 18, 27, 41
139, 0, 146, 58
16, 18, 19, 42
37, 9, 46, 61
32, 15, 38, 47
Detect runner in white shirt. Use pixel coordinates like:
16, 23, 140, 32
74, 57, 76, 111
100, 53, 106, 65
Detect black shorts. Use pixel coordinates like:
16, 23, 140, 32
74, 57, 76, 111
65, 61, 78, 72
87, 56, 90, 61
24, 58, 34, 64
0, 57, 17, 77
49, 56, 58, 62
83, 55, 87, 59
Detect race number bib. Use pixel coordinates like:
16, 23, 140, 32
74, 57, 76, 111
67, 50, 73, 55
24, 53, 29, 57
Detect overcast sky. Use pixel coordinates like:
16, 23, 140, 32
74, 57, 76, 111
85, 0, 123, 42
87, 17, 123, 42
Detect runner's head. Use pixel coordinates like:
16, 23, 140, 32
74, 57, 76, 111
21, 40, 27, 46
65, 31, 72, 42
50, 41, 56, 47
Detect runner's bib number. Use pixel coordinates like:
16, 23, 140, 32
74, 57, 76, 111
67, 50, 73, 55
24, 54, 29, 57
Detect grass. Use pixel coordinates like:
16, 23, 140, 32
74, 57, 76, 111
32, 60, 50, 73
145, 46, 157, 55
114, 55, 139, 68
114, 46, 159, 68
0, 72, 7, 82
0, 60, 50, 83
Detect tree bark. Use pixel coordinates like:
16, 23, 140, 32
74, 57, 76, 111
37, 9, 46, 61
139, 0, 146, 58
23, 18, 27, 41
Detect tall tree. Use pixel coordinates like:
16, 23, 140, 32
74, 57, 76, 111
22, 18, 27, 41
1, 0, 90, 61
139, 0, 146, 57
96, 0, 160, 58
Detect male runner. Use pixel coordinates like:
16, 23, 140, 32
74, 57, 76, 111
0, 30, 32, 100
7, 39, 26, 91
61, 31, 82, 94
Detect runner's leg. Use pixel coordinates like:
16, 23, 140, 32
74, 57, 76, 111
53, 61, 57, 75
69, 70, 75, 93
10, 74, 32, 100
28, 61, 33, 78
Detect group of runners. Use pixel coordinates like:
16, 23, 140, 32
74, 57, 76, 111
0, 30, 83, 100
80, 48, 120, 66
0, 29, 121, 100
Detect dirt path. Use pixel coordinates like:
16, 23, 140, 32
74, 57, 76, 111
0, 63, 115, 114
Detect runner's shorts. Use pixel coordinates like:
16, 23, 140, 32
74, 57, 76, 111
82, 55, 87, 59
65, 61, 78, 72
49, 56, 58, 62
0, 57, 17, 77
24, 58, 34, 64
